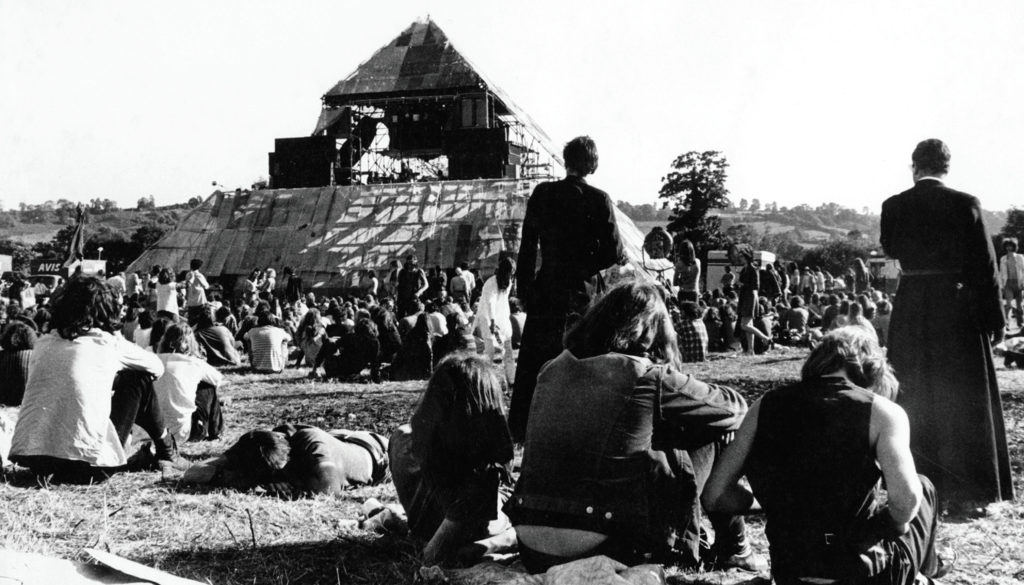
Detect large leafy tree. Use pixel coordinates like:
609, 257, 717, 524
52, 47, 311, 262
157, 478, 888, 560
658, 151, 731, 253
1000, 208, 1024, 246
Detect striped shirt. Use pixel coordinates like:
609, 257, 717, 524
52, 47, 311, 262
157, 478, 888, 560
244, 326, 292, 373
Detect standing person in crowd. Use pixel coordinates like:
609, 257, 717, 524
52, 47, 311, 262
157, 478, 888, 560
720, 265, 736, 295
427, 266, 447, 302
397, 255, 429, 318
703, 327, 947, 584
734, 244, 772, 356
239, 269, 260, 305
106, 270, 126, 304
999, 238, 1024, 329
673, 239, 701, 303
510, 136, 625, 441
155, 323, 225, 443
9, 276, 186, 482
358, 269, 378, 299
677, 300, 709, 362
155, 268, 179, 319
147, 265, 161, 308
259, 268, 277, 298
760, 262, 783, 303
245, 312, 292, 374
458, 262, 476, 301
389, 353, 516, 566
852, 258, 870, 295
475, 257, 516, 384
184, 259, 209, 324
385, 259, 402, 299
449, 267, 469, 304
193, 305, 241, 367
0, 320, 35, 406
281, 266, 304, 305
508, 282, 761, 572
880, 138, 1013, 510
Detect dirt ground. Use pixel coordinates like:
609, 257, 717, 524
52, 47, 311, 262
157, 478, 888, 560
2, 348, 1023, 584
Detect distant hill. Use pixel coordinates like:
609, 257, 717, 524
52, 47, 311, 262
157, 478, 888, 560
0, 206, 187, 246
624, 201, 1008, 252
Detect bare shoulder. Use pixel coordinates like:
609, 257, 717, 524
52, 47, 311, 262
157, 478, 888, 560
870, 394, 909, 431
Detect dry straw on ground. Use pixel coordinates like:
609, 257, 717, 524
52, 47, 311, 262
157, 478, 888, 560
2, 350, 1023, 584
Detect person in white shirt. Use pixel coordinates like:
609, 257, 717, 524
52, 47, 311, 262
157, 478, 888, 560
106, 271, 127, 303
155, 322, 225, 443
155, 268, 180, 318
9, 276, 187, 482
475, 257, 516, 384
999, 238, 1024, 328
459, 262, 476, 299
184, 259, 209, 322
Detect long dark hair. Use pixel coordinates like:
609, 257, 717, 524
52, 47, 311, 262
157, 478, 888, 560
496, 257, 515, 292
411, 353, 513, 485
564, 280, 682, 369
51, 276, 122, 340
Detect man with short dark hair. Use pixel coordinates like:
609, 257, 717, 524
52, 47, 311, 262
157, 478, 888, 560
510, 136, 626, 441
396, 255, 428, 318
880, 138, 1013, 509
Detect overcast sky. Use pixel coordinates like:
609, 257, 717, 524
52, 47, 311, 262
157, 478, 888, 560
2, 0, 1022, 213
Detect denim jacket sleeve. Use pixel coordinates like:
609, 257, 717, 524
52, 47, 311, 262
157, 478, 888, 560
644, 364, 748, 450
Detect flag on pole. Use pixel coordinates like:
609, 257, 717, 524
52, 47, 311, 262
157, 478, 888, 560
62, 205, 87, 268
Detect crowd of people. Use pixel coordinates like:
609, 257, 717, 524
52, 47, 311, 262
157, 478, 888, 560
0, 137, 1014, 585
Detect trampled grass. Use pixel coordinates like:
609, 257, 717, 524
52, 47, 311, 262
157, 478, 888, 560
2, 349, 1023, 584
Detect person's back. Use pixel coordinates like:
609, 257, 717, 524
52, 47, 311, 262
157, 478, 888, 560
784, 307, 809, 331
195, 323, 241, 367
746, 377, 880, 577
246, 324, 291, 373
156, 352, 223, 442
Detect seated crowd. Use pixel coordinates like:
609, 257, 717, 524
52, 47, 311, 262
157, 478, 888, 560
0, 257, 948, 584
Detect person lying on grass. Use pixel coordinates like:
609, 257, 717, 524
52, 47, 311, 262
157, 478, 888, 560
183, 424, 388, 497
389, 352, 517, 567
9, 276, 188, 483
703, 327, 948, 584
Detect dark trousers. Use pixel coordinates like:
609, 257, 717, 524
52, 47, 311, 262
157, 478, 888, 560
189, 382, 223, 441
19, 370, 166, 483
774, 475, 940, 585
510, 311, 573, 442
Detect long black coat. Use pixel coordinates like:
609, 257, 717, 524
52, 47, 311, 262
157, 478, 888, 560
880, 178, 1013, 502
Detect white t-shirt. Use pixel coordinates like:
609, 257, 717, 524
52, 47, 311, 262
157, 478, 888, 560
134, 327, 153, 350
155, 353, 224, 442
185, 270, 209, 307
156, 282, 179, 314
10, 330, 164, 467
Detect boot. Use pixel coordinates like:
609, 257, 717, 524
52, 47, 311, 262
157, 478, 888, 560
154, 433, 190, 479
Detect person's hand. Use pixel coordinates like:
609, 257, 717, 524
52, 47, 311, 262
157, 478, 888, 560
993, 328, 1006, 345
265, 482, 294, 499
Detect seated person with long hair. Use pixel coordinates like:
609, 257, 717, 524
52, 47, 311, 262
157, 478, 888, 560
507, 280, 762, 573
703, 327, 946, 584
9, 277, 187, 482
155, 322, 226, 442
183, 423, 389, 497
389, 353, 516, 566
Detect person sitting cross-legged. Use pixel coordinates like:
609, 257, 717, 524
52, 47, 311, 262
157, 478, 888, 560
703, 327, 948, 585
507, 280, 764, 573
183, 423, 389, 497
9, 276, 188, 483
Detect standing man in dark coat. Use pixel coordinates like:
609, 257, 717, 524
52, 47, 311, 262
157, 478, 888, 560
509, 136, 626, 442
880, 138, 1013, 509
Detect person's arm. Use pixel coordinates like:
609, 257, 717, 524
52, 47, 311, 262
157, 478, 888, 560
516, 186, 543, 309
416, 270, 429, 299
702, 399, 761, 514
594, 191, 626, 271
423, 519, 477, 566
871, 397, 922, 533
652, 366, 748, 448
200, 360, 225, 387
117, 334, 165, 378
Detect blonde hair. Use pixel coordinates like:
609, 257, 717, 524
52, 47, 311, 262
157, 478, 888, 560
801, 326, 898, 400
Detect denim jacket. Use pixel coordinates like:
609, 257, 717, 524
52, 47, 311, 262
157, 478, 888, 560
507, 350, 746, 540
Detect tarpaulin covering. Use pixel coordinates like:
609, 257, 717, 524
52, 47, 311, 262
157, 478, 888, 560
128, 179, 670, 291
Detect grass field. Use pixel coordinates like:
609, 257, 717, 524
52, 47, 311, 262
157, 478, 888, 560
2, 348, 1023, 584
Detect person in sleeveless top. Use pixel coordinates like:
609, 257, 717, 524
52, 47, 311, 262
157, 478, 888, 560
704, 327, 947, 584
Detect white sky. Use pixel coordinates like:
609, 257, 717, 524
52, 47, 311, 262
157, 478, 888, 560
2, 0, 1023, 213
